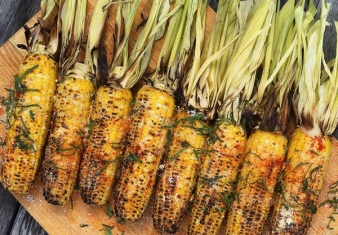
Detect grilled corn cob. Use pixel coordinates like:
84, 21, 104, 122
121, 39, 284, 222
79, 87, 132, 205
114, 0, 202, 221
269, 1, 338, 234
1, 53, 57, 193
78, 0, 167, 205
43, 63, 94, 205
188, 122, 246, 235
152, 1, 208, 232
225, 130, 287, 234
42, 0, 106, 205
270, 128, 331, 234
153, 110, 207, 233
0, 0, 61, 193
186, 0, 273, 233
114, 85, 175, 221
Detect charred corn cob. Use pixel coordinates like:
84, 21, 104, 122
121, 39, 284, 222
270, 128, 331, 234
114, 0, 202, 221
153, 110, 207, 233
269, 2, 338, 234
0, 0, 61, 193
271, 1, 338, 234
78, 0, 167, 206
1, 53, 57, 193
225, 130, 287, 234
152, 1, 208, 232
186, 0, 273, 233
42, 63, 95, 205
114, 85, 175, 221
188, 122, 246, 235
79, 87, 132, 205
42, 0, 107, 205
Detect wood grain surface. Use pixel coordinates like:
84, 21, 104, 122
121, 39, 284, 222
1, 1, 338, 235
0, 186, 19, 235
10, 207, 48, 235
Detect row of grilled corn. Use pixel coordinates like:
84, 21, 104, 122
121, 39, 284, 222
1, 0, 337, 235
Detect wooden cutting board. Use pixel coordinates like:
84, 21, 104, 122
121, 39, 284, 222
1, 1, 338, 234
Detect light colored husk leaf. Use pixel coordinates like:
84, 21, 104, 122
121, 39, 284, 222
152, 0, 207, 94
218, 0, 275, 122
296, 0, 330, 137
108, 0, 141, 79
84, 0, 111, 74
115, 0, 183, 89
318, 21, 338, 136
183, 0, 243, 114
59, 0, 77, 68
30, 0, 62, 55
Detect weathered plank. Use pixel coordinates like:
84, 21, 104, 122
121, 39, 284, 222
0, 184, 20, 235
0, 0, 40, 46
10, 206, 48, 235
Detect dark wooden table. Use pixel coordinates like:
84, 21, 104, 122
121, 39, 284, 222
0, 0, 337, 235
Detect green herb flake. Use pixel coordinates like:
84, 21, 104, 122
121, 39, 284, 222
100, 224, 114, 235
200, 175, 224, 186
80, 223, 88, 228
105, 201, 125, 225
29, 110, 35, 121
126, 152, 141, 163
310, 149, 319, 156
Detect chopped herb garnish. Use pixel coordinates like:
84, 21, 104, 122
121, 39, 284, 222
217, 191, 237, 211
105, 200, 114, 218
29, 110, 35, 120
168, 141, 189, 161
130, 105, 144, 116
48, 161, 67, 171
80, 223, 88, 228
57, 142, 81, 155
310, 149, 319, 156
163, 114, 205, 129
130, 98, 136, 106
105, 201, 125, 225
17, 104, 41, 113
14, 133, 35, 152
192, 148, 212, 160
319, 180, 338, 230
100, 224, 114, 235
96, 157, 122, 176
200, 175, 224, 186
77, 118, 99, 139
126, 152, 141, 163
